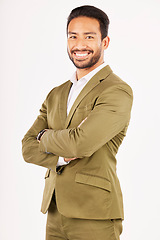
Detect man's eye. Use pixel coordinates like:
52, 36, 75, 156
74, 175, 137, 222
86, 36, 94, 39
69, 36, 76, 39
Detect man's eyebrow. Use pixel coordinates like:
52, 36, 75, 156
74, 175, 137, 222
68, 32, 77, 35
84, 32, 97, 35
68, 32, 97, 35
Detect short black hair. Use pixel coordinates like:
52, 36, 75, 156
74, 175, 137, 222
67, 5, 110, 40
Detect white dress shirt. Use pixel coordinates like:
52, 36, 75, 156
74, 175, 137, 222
57, 62, 107, 166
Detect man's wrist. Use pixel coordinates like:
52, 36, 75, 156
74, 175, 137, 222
36, 129, 47, 142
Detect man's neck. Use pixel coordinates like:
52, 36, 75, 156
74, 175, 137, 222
76, 60, 104, 80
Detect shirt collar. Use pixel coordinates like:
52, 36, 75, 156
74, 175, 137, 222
70, 62, 107, 84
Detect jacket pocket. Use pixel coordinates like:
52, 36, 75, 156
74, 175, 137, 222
75, 173, 111, 192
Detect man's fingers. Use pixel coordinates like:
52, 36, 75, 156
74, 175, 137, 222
64, 157, 77, 162
78, 117, 87, 128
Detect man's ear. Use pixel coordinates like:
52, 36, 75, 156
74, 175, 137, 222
102, 36, 110, 49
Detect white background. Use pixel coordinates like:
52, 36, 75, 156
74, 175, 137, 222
0, 0, 160, 239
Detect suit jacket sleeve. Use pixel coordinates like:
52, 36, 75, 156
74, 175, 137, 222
39, 84, 133, 158
22, 98, 58, 170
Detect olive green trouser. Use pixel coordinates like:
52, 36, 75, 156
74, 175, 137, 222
46, 196, 123, 240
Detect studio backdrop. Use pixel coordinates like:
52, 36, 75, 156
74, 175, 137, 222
0, 0, 160, 239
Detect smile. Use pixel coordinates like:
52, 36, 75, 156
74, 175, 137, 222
73, 51, 92, 60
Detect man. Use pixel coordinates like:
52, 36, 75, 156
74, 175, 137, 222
22, 5, 133, 240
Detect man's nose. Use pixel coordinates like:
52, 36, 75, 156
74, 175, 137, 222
75, 38, 87, 49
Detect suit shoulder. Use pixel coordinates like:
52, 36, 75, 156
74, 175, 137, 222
103, 71, 133, 97
45, 80, 71, 100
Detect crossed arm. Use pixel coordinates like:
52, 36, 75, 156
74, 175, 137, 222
22, 84, 133, 169
37, 118, 87, 162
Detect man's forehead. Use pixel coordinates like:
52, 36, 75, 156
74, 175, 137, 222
68, 16, 100, 28
68, 17, 101, 35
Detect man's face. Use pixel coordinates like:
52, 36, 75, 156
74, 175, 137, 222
67, 16, 109, 70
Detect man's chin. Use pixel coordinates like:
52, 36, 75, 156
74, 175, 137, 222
72, 60, 94, 69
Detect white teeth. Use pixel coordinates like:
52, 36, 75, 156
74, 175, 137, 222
75, 53, 88, 57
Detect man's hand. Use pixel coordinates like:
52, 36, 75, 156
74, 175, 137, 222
78, 117, 87, 128
64, 157, 77, 162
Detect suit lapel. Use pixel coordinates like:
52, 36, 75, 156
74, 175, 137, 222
59, 80, 72, 128
65, 65, 112, 129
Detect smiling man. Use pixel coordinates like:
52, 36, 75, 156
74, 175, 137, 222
67, 17, 108, 73
67, 15, 109, 79
22, 5, 133, 240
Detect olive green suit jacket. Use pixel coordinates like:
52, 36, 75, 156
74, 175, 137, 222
22, 65, 133, 220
